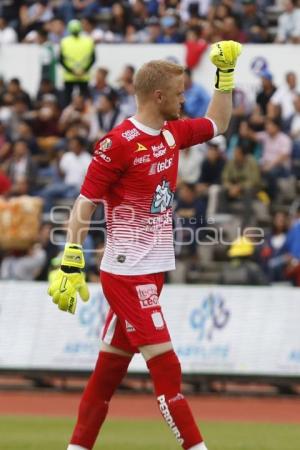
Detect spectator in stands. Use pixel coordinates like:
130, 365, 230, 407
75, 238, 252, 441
39, 136, 91, 212
36, 78, 60, 107
0, 120, 12, 169
220, 145, 262, 226
55, 0, 100, 24
196, 136, 226, 218
59, 94, 93, 136
0, 15, 17, 44
208, 1, 232, 23
80, 16, 113, 44
130, 0, 149, 31
244, 118, 293, 198
276, 0, 300, 43
59, 19, 96, 105
290, 93, 300, 176
180, 0, 211, 22
221, 15, 247, 43
46, 17, 66, 44
185, 25, 208, 70
0, 77, 5, 98
6, 139, 37, 195
90, 67, 113, 105
239, 0, 269, 43
225, 87, 251, 142
5, 78, 31, 108
260, 211, 289, 282
36, 221, 60, 281
0, 91, 14, 125
157, 14, 184, 43
290, 93, 300, 142
221, 235, 269, 285
0, 120, 11, 165
19, 1, 54, 40
0, 242, 47, 280
255, 69, 277, 117
0, 0, 21, 25
141, 16, 162, 43
178, 144, 204, 185
117, 65, 136, 117
30, 95, 61, 157
109, 1, 131, 40
233, 120, 260, 157
200, 18, 222, 43
14, 121, 39, 156
183, 68, 210, 118
285, 205, 300, 285
175, 182, 206, 258
268, 71, 298, 127
0, 168, 11, 195
93, 91, 126, 138
34, 28, 56, 85
5, 96, 31, 142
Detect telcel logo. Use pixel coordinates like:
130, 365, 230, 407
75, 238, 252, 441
149, 157, 173, 175
157, 157, 173, 172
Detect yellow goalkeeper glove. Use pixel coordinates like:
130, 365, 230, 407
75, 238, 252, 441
47, 243, 90, 314
210, 40, 242, 92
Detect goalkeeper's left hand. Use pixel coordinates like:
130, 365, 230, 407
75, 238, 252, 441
210, 40, 242, 92
47, 243, 90, 314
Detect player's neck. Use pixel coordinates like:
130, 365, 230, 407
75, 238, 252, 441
134, 111, 164, 131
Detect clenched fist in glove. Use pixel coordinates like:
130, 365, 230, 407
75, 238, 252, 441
210, 40, 242, 92
48, 243, 90, 314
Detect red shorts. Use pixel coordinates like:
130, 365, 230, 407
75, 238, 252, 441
100, 270, 171, 353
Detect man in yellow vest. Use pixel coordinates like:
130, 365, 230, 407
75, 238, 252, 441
59, 19, 96, 105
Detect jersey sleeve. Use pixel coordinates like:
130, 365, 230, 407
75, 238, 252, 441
80, 133, 128, 203
171, 117, 216, 149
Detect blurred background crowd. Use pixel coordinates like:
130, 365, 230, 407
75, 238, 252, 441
1, 0, 300, 286
1, 0, 300, 46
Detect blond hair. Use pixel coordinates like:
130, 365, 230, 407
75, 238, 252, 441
134, 60, 184, 99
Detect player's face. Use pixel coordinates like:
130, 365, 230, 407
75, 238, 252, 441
158, 75, 185, 121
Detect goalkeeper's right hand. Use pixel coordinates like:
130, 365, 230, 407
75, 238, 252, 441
47, 243, 90, 314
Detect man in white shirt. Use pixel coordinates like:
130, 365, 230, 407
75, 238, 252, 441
268, 71, 298, 127
276, 0, 300, 43
40, 136, 91, 212
0, 16, 17, 44
290, 93, 300, 142
178, 144, 204, 185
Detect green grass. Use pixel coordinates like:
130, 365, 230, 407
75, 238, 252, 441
0, 416, 299, 450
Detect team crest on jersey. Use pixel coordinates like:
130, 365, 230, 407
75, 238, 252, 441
99, 138, 112, 152
150, 180, 174, 213
162, 129, 176, 148
122, 128, 140, 141
135, 142, 148, 152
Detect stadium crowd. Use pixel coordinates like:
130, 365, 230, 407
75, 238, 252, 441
0, 1, 300, 48
1, 1, 300, 286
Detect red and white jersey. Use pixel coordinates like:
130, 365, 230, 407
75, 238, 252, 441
81, 117, 215, 275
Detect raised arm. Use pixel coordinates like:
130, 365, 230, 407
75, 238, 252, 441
206, 40, 242, 134
206, 90, 232, 135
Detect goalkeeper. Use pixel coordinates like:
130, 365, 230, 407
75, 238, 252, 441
48, 41, 241, 450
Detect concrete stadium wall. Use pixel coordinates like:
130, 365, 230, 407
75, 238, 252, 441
0, 44, 299, 99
